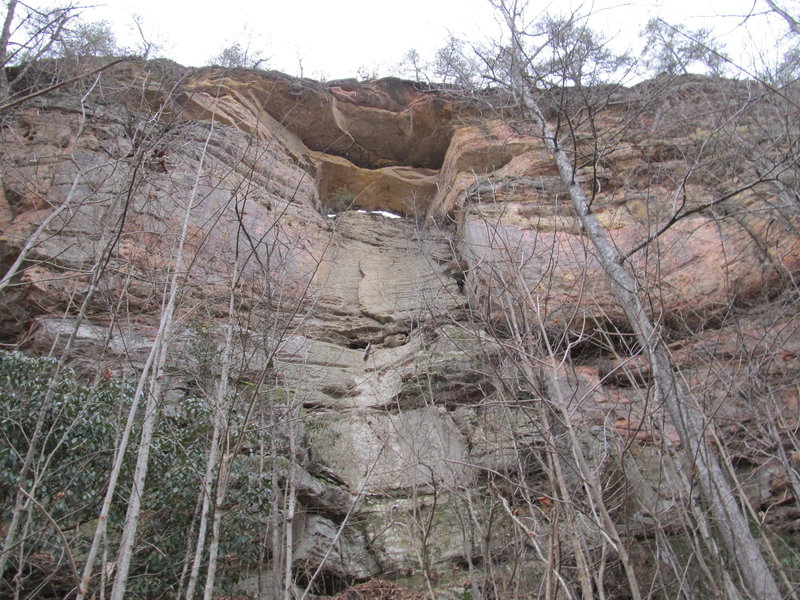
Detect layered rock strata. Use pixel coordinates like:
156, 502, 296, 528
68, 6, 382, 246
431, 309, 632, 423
1, 63, 798, 596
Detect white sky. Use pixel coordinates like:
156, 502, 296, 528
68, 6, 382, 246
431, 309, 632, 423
22, 0, 797, 79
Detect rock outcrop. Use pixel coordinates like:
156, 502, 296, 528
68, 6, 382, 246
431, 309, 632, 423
1, 62, 798, 598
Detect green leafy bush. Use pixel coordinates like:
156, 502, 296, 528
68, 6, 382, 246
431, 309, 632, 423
0, 352, 132, 526
0, 351, 272, 598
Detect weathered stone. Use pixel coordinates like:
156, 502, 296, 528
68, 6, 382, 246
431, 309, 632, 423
360, 494, 483, 570
305, 211, 463, 345
3, 64, 800, 597
315, 152, 438, 217
31, 316, 153, 370
260, 456, 353, 516
182, 70, 457, 170
292, 512, 380, 580
310, 407, 470, 494
276, 335, 418, 410
398, 324, 501, 408
454, 403, 546, 474
460, 185, 800, 334
430, 119, 552, 218
383, 332, 408, 348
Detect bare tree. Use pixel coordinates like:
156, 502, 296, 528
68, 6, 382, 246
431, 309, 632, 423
0, 2, 91, 99
533, 13, 630, 86
480, 1, 784, 598
640, 18, 728, 76
765, 0, 800, 35
0, 70, 138, 589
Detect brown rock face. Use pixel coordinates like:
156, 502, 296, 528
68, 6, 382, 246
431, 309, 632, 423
431, 119, 553, 216
314, 152, 438, 216
446, 80, 800, 336
2, 64, 799, 598
182, 70, 456, 170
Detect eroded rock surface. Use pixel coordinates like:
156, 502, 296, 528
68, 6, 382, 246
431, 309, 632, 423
2, 63, 799, 598
182, 70, 457, 170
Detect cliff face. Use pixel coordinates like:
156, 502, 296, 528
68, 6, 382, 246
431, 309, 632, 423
1, 61, 798, 598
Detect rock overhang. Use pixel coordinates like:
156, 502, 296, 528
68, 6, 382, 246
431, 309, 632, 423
3, 61, 800, 597
184, 69, 458, 171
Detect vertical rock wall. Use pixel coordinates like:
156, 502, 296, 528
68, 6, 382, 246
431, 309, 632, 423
1, 64, 798, 597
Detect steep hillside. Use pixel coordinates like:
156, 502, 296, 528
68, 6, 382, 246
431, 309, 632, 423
0, 60, 798, 599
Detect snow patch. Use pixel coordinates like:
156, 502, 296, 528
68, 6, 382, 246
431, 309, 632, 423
357, 209, 403, 219
327, 210, 404, 219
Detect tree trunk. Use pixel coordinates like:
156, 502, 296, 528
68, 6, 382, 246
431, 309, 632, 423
491, 2, 783, 598
764, 0, 800, 36
540, 108, 781, 600
109, 361, 165, 600
202, 451, 231, 600
192, 257, 237, 600
77, 121, 215, 600
0, 0, 18, 99
282, 409, 298, 599
109, 120, 215, 600
184, 412, 222, 600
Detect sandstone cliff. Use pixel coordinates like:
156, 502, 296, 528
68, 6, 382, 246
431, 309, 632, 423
0, 61, 798, 598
